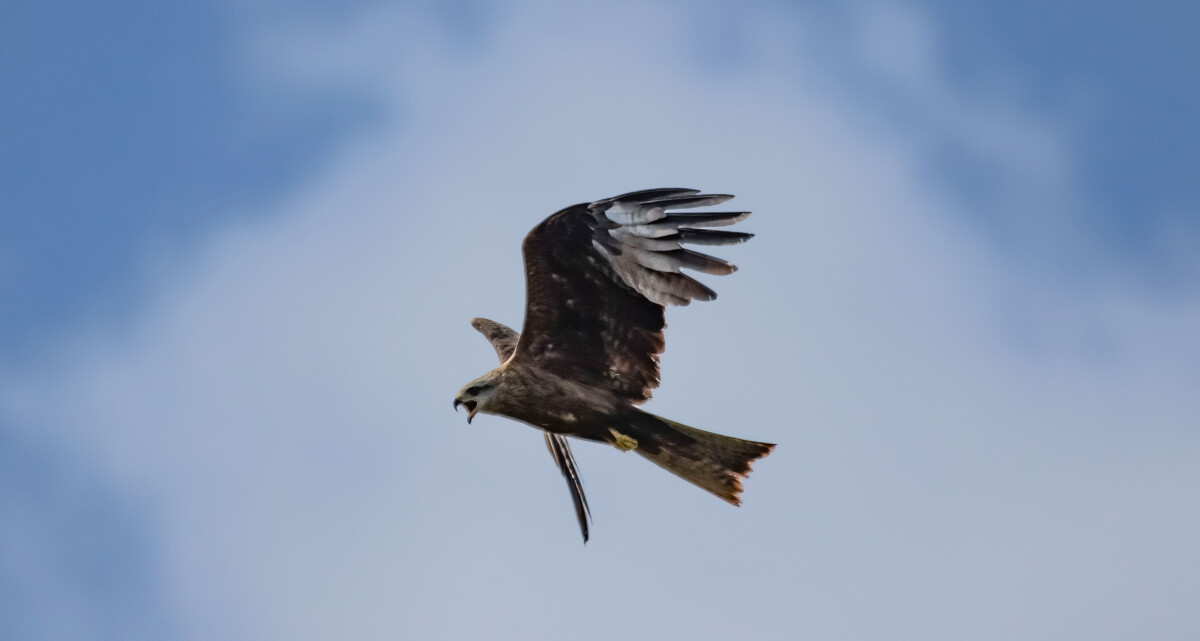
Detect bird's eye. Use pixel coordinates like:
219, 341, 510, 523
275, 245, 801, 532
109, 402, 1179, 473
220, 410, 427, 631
466, 386, 481, 395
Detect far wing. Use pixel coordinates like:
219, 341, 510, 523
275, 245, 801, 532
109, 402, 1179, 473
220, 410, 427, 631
471, 317, 591, 542
513, 188, 752, 404
471, 317, 519, 362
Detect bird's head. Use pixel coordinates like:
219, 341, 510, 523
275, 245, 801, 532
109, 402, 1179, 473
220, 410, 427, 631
453, 371, 501, 424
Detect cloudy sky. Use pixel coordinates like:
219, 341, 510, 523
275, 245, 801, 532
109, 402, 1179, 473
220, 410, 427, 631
3, 1, 1198, 639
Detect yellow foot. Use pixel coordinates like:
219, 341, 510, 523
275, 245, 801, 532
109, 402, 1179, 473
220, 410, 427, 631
609, 428, 638, 452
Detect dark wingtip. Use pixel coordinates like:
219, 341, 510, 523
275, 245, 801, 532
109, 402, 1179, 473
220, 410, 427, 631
598, 188, 701, 205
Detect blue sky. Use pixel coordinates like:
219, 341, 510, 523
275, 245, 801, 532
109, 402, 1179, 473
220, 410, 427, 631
2, 1, 381, 364
927, 1, 1200, 239
3, 1, 1198, 640
3, 0, 1196, 365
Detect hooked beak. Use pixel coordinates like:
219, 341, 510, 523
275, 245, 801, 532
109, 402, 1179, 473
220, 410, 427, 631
453, 398, 478, 424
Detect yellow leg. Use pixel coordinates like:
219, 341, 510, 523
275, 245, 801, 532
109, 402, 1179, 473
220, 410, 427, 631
608, 428, 638, 452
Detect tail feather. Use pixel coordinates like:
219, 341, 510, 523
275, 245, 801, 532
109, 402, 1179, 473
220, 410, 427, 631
625, 412, 774, 505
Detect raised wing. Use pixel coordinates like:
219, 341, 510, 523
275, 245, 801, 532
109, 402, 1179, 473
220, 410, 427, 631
470, 317, 519, 362
513, 188, 751, 403
471, 317, 591, 542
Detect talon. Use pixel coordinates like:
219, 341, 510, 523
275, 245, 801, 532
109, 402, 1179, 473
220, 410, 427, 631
609, 428, 638, 452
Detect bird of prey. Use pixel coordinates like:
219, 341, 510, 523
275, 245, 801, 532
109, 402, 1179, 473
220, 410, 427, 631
454, 188, 774, 542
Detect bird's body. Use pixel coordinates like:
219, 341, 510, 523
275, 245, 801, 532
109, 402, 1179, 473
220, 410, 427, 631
481, 362, 620, 432
455, 188, 773, 541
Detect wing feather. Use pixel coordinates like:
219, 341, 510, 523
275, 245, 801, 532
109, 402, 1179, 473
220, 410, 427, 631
625, 247, 736, 275
640, 194, 734, 209
596, 187, 699, 203
512, 188, 751, 403
675, 229, 754, 246
626, 212, 751, 236
470, 317, 519, 362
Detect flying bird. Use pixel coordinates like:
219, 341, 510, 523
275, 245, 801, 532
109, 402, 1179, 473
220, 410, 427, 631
454, 188, 774, 542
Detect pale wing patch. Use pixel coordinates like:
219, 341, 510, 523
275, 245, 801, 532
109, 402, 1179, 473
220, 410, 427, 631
589, 191, 751, 308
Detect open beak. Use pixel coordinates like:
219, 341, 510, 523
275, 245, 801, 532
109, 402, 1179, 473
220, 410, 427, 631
453, 398, 478, 424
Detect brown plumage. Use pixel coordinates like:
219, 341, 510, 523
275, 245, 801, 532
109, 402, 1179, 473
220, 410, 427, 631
454, 188, 773, 542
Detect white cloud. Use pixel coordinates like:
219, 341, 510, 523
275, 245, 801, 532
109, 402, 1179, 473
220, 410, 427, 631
4, 1, 1198, 640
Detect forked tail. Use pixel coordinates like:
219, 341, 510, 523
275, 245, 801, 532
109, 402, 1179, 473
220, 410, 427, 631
623, 411, 774, 505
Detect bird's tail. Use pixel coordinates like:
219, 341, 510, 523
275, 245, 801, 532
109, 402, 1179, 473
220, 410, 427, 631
620, 411, 774, 505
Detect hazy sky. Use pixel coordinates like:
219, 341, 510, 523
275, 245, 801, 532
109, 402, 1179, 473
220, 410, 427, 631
3, 1, 1198, 640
